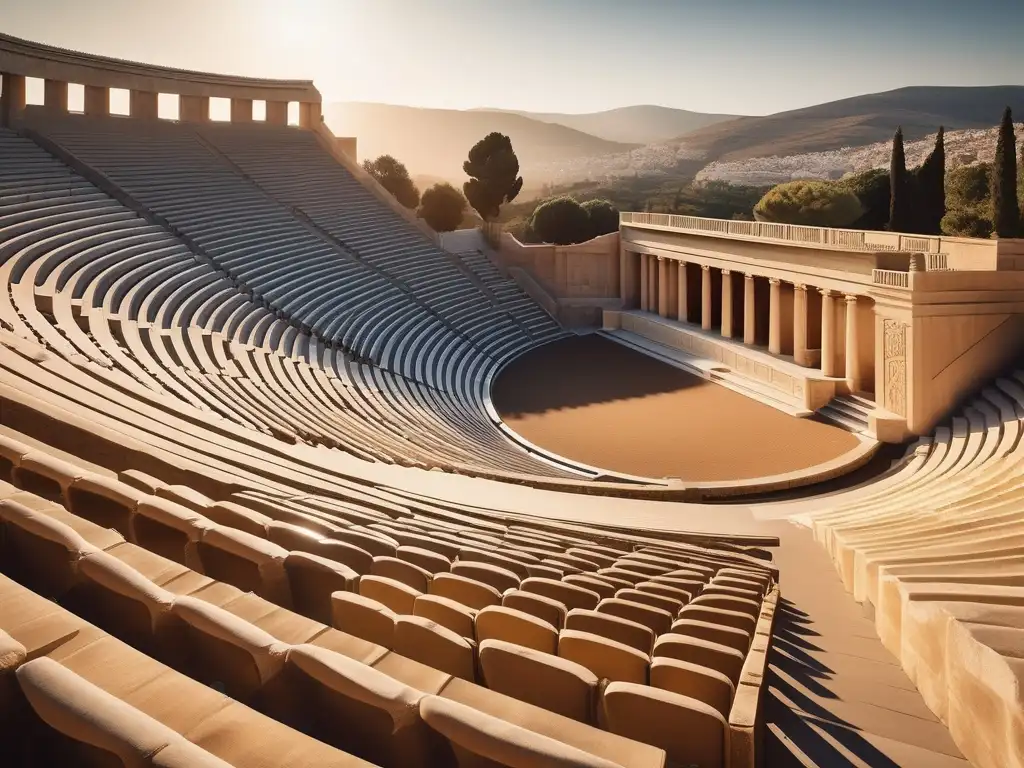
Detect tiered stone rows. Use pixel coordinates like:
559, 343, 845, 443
804, 379, 1024, 768
0, 125, 579, 478
197, 123, 567, 358
0, 114, 782, 767
0, 427, 776, 768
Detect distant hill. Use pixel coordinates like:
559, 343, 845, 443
478, 105, 740, 145
697, 123, 1024, 186
675, 86, 1024, 162
324, 102, 636, 183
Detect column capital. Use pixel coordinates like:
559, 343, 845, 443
793, 283, 808, 292
721, 268, 731, 276
768, 277, 781, 286
700, 264, 711, 272
820, 288, 834, 298
744, 272, 755, 282
656, 255, 665, 261
844, 293, 859, 304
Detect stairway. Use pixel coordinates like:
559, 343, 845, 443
817, 394, 874, 433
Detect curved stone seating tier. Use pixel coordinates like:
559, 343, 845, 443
805, 379, 1024, 768
0, 443, 774, 767
24, 113, 557, 383
2, 119, 598, 481
196, 123, 562, 359
448, 245, 569, 344
0, 126, 588, 479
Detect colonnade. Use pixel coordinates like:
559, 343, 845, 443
633, 253, 872, 394
0, 71, 321, 128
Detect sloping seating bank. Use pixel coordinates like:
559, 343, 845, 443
0, 122, 584, 480
0, 446, 777, 768
0, 113, 781, 767
804, 378, 1024, 768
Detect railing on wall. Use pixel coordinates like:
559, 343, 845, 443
872, 269, 910, 288
620, 211, 968, 255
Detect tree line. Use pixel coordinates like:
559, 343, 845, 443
361, 132, 525, 233
361, 132, 619, 244
754, 107, 1024, 238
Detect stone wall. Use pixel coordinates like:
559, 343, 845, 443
495, 231, 621, 300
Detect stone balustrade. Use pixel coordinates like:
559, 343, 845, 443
620, 211, 1015, 270
871, 269, 910, 288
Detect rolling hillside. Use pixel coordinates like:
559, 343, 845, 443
324, 102, 636, 183
484, 105, 740, 145
696, 123, 1024, 185
675, 85, 1024, 162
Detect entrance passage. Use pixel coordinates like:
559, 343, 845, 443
493, 335, 861, 482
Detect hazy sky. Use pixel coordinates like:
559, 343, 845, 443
2, 0, 1021, 116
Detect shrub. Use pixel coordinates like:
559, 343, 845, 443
529, 196, 593, 245
941, 207, 993, 238
362, 155, 420, 209
753, 181, 862, 228
838, 168, 890, 231
946, 163, 991, 208
581, 199, 620, 238
417, 183, 467, 232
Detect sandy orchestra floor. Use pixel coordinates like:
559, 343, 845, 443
493, 335, 861, 481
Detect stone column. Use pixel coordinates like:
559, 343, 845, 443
130, 90, 158, 120
768, 278, 782, 354
299, 101, 320, 128
667, 260, 678, 319
701, 265, 712, 330
657, 257, 669, 317
1, 73, 27, 126
793, 284, 811, 366
743, 274, 756, 345
677, 261, 688, 321
720, 270, 734, 338
266, 100, 289, 125
179, 95, 209, 123
648, 254, 657, 310
44, 79, 68, 113
83, 85, 108, 116
640, 254, 649, 311
821, 289, 837, 376
845, 294, 861, 392
620, 249, 639, 309
231, 98, 253, 123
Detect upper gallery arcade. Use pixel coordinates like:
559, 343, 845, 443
0, 32, 322, 127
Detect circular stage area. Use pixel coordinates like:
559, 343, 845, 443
493, 335, 863, 482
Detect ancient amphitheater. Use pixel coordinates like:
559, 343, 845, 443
0, 33, 1022, 768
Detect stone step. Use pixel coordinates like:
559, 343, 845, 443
826, 398, 872, 422
601, 328, 812, 417
817, 396, 872, 433
818, 405, 867, 433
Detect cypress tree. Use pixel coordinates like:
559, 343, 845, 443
914, 127, 945, 234
992, 106, 1020, 237
888, 127, 912, 232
